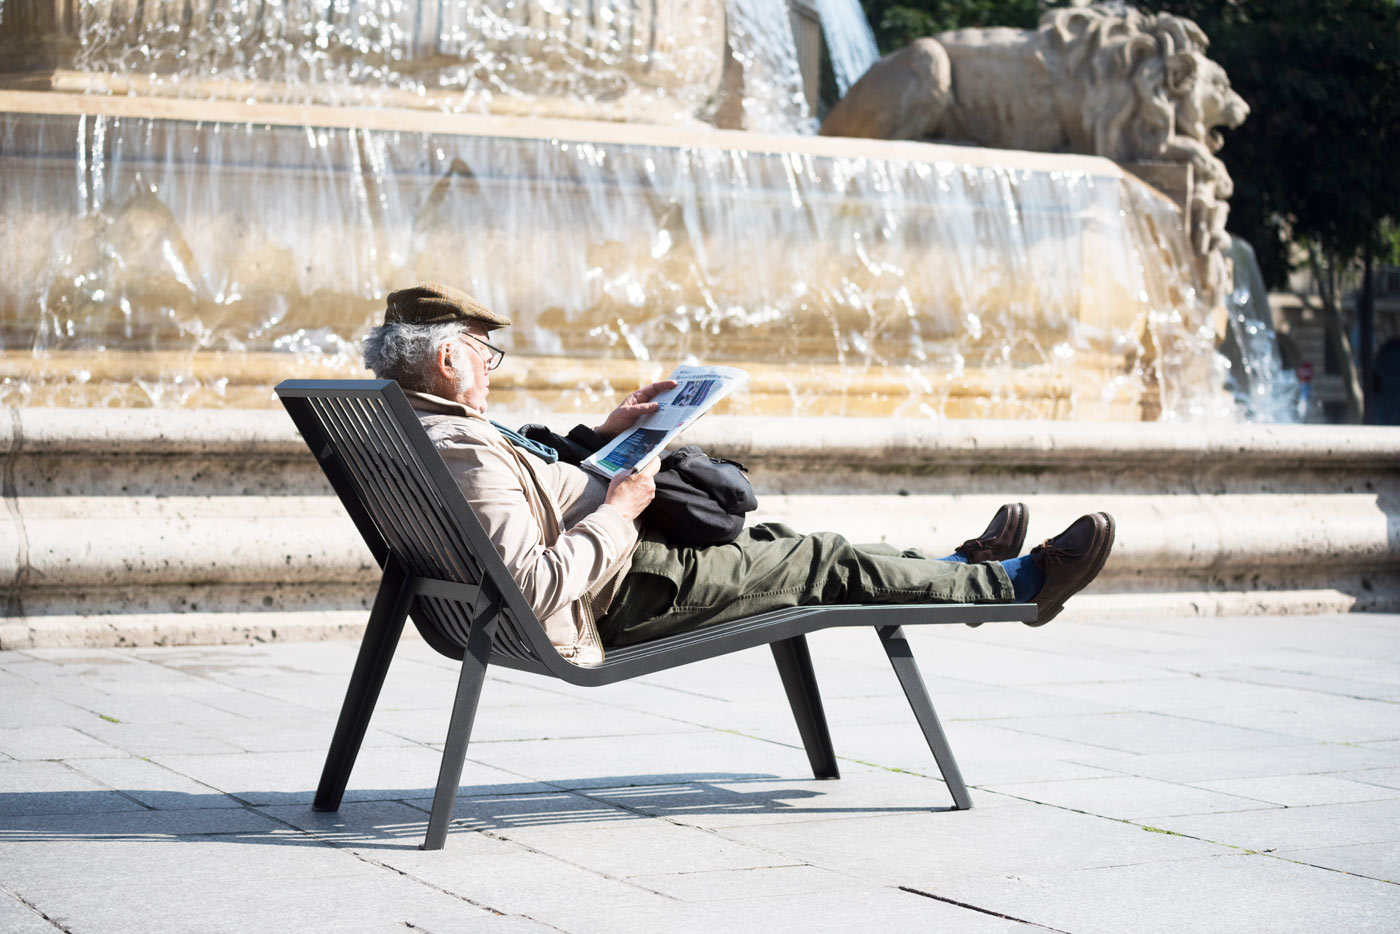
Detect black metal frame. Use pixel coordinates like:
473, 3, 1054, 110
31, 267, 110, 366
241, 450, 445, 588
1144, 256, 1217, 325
276, 379, 1036, 850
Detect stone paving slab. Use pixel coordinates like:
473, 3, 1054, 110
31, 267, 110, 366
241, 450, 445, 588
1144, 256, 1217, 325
0, 613, 1397, 932
929, 853, 1400, 934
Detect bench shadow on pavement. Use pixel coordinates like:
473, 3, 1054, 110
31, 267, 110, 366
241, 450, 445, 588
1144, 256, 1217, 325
0, 773, 960, 849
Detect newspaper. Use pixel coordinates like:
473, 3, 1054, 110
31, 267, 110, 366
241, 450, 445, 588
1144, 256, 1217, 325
582, 365, 749, 479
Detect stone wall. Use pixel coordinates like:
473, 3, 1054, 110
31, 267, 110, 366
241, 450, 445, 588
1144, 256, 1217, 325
2, 408, 1396, 649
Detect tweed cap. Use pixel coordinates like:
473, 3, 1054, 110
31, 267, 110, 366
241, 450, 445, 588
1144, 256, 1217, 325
383, 283, 511, 330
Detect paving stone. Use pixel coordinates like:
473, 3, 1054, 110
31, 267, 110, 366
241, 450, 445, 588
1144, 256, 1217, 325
369, 826, 673, 915
583, 769, 1029, 831
982, 775, 1269, 820
0, 726, 125, 761
66, 756, 242, 811
932, 852, 1400, 934
0, 760, 147, 817
815, 718, 1131, 784
1357, 739, 1400, 757
1174, 693, 1400, 744
374, 696, 700, 745
255, 799, 453, 848
1144, 798, 1400, 851
401, 789, 645, 836
1032, 674, 1340, 715
495, 816, 796, 877
0, 690, 109, 730
1341, 766, 1400, 790
994, 711, 1314, 755
2, 615, 1397, 932
1209, 667, 1400, 701
151, 747, 550, 805
1276, 841, 1400, 882
877, 634, 1173, 686
0, 805, 281, 842
542, 885, 1037, 933
461, 728, 866, 790
53, 691, 240, 727
13, 864, 499, 934
0, 831, 359, 891
1067, 742, 1400, 783
68, 720, 245, 757
716, 804, 1236, 886
1190, 773, 1400, 807
0, 890, 63, 934
624, 864, 874, 902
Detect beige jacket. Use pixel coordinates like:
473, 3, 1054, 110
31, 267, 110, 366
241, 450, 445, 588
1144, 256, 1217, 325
407, 391, 640, 666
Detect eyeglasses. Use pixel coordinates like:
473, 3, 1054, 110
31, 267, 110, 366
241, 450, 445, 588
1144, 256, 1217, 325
460, 332, 506, 371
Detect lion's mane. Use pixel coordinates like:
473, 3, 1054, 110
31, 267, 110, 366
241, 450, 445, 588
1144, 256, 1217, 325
1037, 5, 1213, 170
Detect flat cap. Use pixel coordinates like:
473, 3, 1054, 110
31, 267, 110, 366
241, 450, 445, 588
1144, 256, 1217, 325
383, 283, 511, 330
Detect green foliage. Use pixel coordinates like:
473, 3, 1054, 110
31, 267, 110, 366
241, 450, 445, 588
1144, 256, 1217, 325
860, 1, 1048, 52
1136, 0, 1400, 289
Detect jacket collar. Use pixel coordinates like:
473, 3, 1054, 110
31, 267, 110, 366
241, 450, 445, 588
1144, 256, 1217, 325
403, 388, 482, 419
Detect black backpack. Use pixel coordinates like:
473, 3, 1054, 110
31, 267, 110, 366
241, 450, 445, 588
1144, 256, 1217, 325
520, 425, 757, 546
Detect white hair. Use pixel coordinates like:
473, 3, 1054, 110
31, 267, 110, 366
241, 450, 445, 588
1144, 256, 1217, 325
362, 321, 465, 393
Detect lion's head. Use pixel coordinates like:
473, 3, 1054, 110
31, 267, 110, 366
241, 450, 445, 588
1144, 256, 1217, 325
1169, 53, 1250, 154
1039, 5, 1248, 169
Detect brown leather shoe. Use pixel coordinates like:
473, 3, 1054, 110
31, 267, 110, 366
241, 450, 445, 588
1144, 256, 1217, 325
956, 503, 1028, 564
1027, 512, 1115, 627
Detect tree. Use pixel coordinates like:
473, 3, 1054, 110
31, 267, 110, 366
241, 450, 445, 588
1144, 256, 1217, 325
1136, 0, 1400, 420
860, 1, 1047, 50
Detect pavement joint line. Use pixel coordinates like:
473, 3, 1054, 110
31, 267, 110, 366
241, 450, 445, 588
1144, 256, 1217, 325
1213, 671, 1400, 705
466, 826, 683, 914
3, 885, 71, 933
898, 885, 1077, 933
54, 759, 157, 811
1258, 851, 1400, 886
993, 708, 1326, 753
244, 803, 562, 923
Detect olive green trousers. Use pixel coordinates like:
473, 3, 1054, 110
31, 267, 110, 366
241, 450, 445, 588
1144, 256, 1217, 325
598, 522, 1015, 647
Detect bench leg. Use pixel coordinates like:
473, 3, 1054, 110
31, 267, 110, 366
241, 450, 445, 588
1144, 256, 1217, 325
314, 558, 415, 812
422, 614, 496, 850
877, 625, 972, 810
771, 635, 840, 780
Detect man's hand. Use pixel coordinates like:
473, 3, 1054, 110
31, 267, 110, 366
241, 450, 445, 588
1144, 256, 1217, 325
594, 380, 678, 441
604, 457, 661, 521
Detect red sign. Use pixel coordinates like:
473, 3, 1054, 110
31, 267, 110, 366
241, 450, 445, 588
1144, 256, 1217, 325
1298, 361, 1315, 382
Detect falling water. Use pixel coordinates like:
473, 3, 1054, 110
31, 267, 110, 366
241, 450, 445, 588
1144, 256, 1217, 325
0, 103, 1226, 418
814, 0, 881, 95
1222, 237, 1302, 422
0, 0, 1239, 420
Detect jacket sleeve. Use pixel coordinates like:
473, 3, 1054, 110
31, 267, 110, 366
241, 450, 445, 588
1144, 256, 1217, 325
434, 432, 638, 620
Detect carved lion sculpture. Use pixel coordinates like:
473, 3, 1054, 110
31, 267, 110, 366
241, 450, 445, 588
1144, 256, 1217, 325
821, 3, 1248, 303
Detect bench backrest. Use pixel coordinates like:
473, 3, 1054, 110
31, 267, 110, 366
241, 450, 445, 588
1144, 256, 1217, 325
276, 379, 559, 670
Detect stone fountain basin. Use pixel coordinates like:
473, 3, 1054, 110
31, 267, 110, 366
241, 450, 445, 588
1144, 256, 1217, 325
1, 90, 1212, 421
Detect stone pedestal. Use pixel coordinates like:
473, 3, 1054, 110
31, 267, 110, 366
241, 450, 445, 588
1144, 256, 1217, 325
3, 408, 1396, 649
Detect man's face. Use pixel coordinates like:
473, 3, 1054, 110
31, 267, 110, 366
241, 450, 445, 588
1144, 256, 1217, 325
450, 326, 494, 413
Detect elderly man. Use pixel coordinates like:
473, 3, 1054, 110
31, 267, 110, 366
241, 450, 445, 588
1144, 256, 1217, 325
363, 284, 1115, 664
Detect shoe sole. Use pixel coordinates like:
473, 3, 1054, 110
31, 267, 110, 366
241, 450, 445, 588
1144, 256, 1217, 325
1027, 512, 1115, 627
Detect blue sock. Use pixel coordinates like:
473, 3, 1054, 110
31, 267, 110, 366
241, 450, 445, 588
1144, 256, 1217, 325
938, 553, 968, 563
1001, 554, 1046, 602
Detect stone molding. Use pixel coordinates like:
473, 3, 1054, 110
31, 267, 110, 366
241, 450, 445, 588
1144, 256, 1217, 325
2, 408, 1397, 648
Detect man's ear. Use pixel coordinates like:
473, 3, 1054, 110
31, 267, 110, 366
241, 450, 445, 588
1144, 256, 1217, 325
433, 337, 457, 391
1166, 52, 1197, 96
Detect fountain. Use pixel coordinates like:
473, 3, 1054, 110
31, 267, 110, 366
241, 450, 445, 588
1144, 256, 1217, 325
0, 0, 1229, 421
4, 1, 1391, 652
